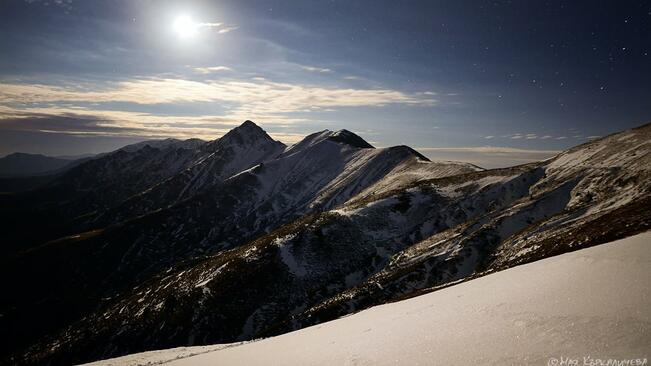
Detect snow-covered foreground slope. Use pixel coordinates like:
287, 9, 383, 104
86, 231, 651, 366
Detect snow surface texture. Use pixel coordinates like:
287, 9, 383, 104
85, 231, 651, 366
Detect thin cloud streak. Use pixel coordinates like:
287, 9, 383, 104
0, 109, 307, 144
417, 146, 560, 169
300, 65, 333, 73
24, 0, 73, 10
0, 103, 310, 139
0, 77, 437, 136
217, 26, 239, 34
417, 146, 560, 154
193, 66, 233, 74
0, 78, 436, 111
199, 22, 222, 28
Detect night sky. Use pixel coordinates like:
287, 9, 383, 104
1, 0, 650, 167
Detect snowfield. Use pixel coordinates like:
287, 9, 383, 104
85, 231, 651, 366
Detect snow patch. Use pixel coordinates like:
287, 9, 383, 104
274, 234, 307, 277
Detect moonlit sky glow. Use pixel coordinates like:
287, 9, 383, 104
172, 15, 199, 38
0, 0, 649, 167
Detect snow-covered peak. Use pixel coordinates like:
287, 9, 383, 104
234, 120, 267, 136
329, 129, 374, 149
281, 128, 373, 157
230, 120, 273, 140
208, 120, 283, 150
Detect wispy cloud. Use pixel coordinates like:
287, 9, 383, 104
501, 133, 565, 140
0, 106, 309, 143
0, 77, 437, 140
217, 26, 239, 34
199, 22, 222, 28
418, 146, 560, 154
300, 65, 333, 73
193, 66, 233, 74
417, 146, 560, 169
25, 0, 73, 10
0, 106, 235, 138
0, 78, 436, 116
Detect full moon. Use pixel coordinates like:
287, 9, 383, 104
172, 15, 198, 38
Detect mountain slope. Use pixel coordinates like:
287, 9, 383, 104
20, 123, 650, 365
86, 231, 651, 366
2, 122, 476, 365
0, 138, 209, 255
283, 122, 651, 329
0, 122, 284, 360
118, 138, 205, 153
93, 121, 286, 224
0, 122, 285, 252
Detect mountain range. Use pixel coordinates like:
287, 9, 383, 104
84, 231, 651, 366
0, 120, 649, 365
0, 153, 80, 178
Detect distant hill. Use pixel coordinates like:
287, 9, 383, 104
0, 152, 76, 177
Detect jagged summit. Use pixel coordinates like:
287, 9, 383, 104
240, 119, 259, 128
209, 120, 284, 150
226, 120, 271, 139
